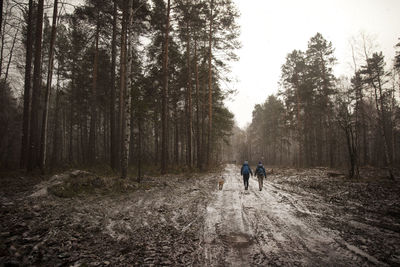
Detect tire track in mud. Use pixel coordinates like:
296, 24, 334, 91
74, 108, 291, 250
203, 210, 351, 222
203, 165, 254, 266
203, 164, 384, 266
3, 166, 394, 266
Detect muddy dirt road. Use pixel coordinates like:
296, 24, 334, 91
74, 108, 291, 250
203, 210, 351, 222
204, 165, 393, 266
1, 164, 399, 266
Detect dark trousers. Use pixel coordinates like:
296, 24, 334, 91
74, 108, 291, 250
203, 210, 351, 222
243, 174, 250, 189
257, 174, 264, 190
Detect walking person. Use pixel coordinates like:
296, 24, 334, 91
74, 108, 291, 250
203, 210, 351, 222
254, 161, 266, 191
240, 161, 253, 190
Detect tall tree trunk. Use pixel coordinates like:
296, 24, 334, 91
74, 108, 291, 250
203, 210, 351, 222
186, 19, 192, 168
0, 0, 5, 78
361, 109, 368, 165
69, 97, 73, 164
39, 0, 58, 172
4, 26, 19, 82
20, 0, 34, 169
121, 0, 133, 178
110, 0, 117, 170
161, 0, 171, 174
118, 1, 128, 170
0, 0, 3, 39
154, 109, 159, 162
88, 13, 100, 164
174, 103, 179, 164
294, 75, 302, 167
206, 0, 213, 167
62, 106, 66, 161
201, 77, 207, 170
51, 70, 62, 167
375, 76, 394, 179
137, 115, 142, 182
27, 0, 44, 172
365, 54, 394, 178
180, 112, 185, 164
194, 39, 201, 169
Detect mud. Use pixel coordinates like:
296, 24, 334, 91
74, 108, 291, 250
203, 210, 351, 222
1, 164, 399, 266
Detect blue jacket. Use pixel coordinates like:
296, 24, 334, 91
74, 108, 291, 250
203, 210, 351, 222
255, 164, 266, 178
241, 163, 253, 176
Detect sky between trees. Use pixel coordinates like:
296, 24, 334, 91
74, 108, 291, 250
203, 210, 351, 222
228, 0, 400, 128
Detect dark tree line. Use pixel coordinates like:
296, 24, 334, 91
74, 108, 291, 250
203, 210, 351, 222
241, 33, 400, 178
0, 0, 240, 177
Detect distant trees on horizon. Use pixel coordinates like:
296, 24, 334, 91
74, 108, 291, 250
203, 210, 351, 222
235, 33, 400, 178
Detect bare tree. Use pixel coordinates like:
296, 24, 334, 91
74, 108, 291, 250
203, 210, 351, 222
336, 80, 359, 178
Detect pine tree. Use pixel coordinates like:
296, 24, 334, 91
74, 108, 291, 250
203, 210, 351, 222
27, 0, 44, 172
361, 52, 394, 179
39, 0, 58, 172
110, 0, 118, 170
161, 0, 171, 174
20, 0, 34, 169
305, 33, 336, 167
121, 0, 134, 179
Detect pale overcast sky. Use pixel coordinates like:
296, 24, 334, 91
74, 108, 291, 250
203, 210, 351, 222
226, 0, 400, 128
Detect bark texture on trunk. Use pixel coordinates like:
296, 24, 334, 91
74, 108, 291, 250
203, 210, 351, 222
186, 19, 192, 168
39, 0, 58, 172
118, 1, 128, 171
161, 0, 171, 174
88, 13, 100, 164
206, 0, 214, 167
194, 39, 201, 169
27, 0, 44, 172
121, 0, 134, 179
110, 0, 117, 170
20, 0, 34, 169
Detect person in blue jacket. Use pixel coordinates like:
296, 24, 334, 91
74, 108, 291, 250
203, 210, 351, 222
240, 160, 253, 190
254, 161, 267, 191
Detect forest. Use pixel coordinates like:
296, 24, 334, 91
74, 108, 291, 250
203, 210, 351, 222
1, 0, 400, 266
234, 33, 400, 179
0, 0, 239, 176
1, 1, 399, 179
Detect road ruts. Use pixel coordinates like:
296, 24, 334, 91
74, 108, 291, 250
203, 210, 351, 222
202, 164, 384, 266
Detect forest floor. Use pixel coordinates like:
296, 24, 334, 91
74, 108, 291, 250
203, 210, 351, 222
1, 164, 399, 266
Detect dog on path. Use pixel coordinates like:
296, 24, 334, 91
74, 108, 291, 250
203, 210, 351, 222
218, 177, 225, 190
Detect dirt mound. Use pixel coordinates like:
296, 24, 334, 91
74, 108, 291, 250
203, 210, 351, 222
30, 170, 140, 198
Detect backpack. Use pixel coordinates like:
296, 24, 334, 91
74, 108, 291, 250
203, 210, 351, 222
242, 165, 250, 175
256, 165, 265, 177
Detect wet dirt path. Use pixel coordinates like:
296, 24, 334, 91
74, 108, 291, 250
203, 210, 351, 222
2, 165, 396, 266
203, 164, 384, 266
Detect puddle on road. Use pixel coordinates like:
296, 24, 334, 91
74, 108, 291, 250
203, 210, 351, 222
222, 232, 253, 248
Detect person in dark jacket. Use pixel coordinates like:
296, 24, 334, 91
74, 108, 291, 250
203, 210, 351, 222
240, 161, 253, 190
254, 161, 266, 191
